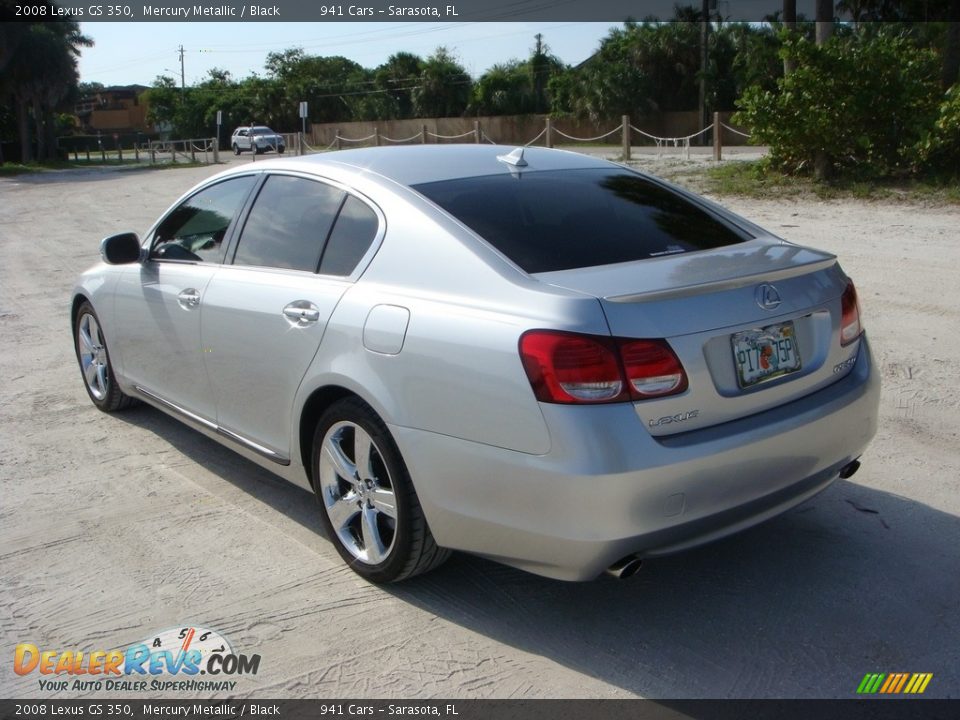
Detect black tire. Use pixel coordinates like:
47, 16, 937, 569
253, 145, 262, 155
277, 146, 285, 154
232, 143, 241, 155
312, 397, 450, 583
73, 300, 136, 412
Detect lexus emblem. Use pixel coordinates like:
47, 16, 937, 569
755, 283, 782, 310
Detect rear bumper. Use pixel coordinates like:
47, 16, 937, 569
393, 336, 880, 581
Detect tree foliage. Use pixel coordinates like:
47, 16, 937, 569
0, 12, 91, 162
548, 17, 785, 122
735, 32, 942, 176
412, 47, 472, 118
915, 82, 960, 175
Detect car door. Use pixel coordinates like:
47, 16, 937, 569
233, 128, 248, 151
112, 175, 258, 422
201, 173, 383, 461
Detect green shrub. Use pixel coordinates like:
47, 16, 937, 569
734, 33, 941, 178
915, 83, 960, 176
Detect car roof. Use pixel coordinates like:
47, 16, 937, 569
234, 145, 615, 187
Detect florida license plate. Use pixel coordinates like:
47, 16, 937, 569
731, 321, 801, 388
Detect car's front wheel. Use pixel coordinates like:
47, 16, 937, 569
312, 398, 449, 582
73, 301, 136, 412
232, 143, 241, 155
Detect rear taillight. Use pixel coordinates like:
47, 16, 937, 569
519, 331, 688, 404
519, 331, 623, 403
840, 281, 862, 346
620, 339, 689, 398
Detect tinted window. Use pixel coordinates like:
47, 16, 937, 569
413, 169, 748, 273
319, 196, 379, 276
152, 176, 256, 263
234, 175, 345, 272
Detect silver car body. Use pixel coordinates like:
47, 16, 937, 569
72, 146, 880, 581
231, 125, 285, 154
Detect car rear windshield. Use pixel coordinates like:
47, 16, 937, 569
413, 169, 749, 273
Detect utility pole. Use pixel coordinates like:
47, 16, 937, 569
178, 44, 186, 101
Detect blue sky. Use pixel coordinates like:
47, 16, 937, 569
77, 22, 619, 87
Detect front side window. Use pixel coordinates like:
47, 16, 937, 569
233, 175, 345, 272
151, 176, 256, 263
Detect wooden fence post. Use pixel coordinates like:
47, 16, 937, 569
374, 126, 380, 147
474, 120, 481, 143
212, 137, 219, 163
545, 117, 553, 148
335, 130, 341, 150
421, 125, 427, 144
713, 112, 722, 162
621, 115, 631, 161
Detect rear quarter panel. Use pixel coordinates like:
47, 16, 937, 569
295, 179, 611, 456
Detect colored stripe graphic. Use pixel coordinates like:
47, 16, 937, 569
857, 673, 932, 694
893, 673, 910, 693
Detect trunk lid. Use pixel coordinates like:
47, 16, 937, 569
534, 239, 862, 436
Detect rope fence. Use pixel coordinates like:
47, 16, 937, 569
553, 125, 623, 143
284, 114, 752, 162
147, 137, 219, 165
380, 132, 423, 144
426, 130, 476, 140
721, 122, 751, 139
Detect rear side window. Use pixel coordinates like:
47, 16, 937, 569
413, 169, 748, 273
319, 195, 379, 277
233, 175, 345, 272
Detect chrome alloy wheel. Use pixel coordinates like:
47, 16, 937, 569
318, 421, 398, 564
77, 312, 109, 401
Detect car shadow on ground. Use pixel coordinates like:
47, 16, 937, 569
116, 403, 959, 699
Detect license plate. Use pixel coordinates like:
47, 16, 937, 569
731, 321, 801, 388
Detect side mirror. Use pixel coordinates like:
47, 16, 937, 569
99, 232, 142, 265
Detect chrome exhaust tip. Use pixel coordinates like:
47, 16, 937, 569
605, 555, 643, 579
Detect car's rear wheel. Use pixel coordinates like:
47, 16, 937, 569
74, 301, 136, 412
277, 146, 285, 154
232, 143, 241, 155
312, 398, 449, 582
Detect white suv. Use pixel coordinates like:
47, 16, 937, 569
231, 126, 285, 155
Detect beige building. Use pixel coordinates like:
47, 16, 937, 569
75, 85, 152, 133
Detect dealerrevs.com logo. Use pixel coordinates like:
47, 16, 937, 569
14, 626, 261, 693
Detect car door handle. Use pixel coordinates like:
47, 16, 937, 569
283, 302, 320, 324
177, 289, 201, 308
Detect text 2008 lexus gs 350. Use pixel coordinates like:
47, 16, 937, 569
72, 145, 879, 582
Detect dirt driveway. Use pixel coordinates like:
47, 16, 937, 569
1, 159, 958, 699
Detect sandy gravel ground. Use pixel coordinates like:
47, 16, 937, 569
1, 155, 958, 700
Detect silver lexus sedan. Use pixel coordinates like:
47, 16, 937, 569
71, 145, 880, 582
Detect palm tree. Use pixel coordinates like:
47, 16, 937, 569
6, 18, 92, 162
